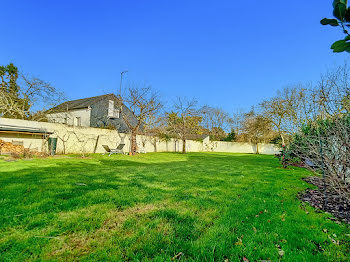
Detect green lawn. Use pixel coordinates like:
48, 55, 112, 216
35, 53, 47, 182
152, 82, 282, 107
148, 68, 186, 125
0, 153, 349, 261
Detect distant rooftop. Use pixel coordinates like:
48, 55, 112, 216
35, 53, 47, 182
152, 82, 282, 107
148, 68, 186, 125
49, 93, 120, 112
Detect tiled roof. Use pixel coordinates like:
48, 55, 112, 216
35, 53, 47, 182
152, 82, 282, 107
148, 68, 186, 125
49, 93, 120, 112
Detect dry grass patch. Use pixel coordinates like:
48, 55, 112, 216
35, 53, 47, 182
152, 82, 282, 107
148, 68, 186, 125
103, 203, 159, 230
47, 203, 162, 259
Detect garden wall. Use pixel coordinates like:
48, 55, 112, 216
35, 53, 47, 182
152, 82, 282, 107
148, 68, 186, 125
0, 118, 280, 155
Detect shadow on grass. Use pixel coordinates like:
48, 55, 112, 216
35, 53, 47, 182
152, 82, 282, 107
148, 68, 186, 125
0, 153, 268, 213
2, 153, 348, 261
0, 152, 309, 232
0, 153, 303, 220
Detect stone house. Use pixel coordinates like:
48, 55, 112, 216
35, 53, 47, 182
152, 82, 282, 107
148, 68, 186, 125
47, 93, 138, 133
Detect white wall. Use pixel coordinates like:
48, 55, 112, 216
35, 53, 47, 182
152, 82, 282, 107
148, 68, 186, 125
0, 118, 281, 155
0, 133, 45, 152
47, 108, 91, 127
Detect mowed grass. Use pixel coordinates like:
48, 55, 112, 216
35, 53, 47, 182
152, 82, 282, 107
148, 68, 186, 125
0, 153, 349, 261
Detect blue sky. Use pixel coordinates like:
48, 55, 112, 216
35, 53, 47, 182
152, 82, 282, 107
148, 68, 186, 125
1, 1, 348, 113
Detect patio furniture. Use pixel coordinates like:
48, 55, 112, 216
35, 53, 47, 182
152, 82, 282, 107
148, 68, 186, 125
102, 144, 125, 156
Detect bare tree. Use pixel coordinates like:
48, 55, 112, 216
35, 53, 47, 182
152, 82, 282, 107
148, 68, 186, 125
260, 86, 306, 145
56, 129, 71, 154
200, 105, 231, 140
315, 63, 350, 117
287, 64, 350, 203
22, 74, 66, 121
144, 114, 167, 152
230, 109, 245, 136
240, 111, 276, 154
0, 63, 65, 120
167, 98, 202, 153
120, 84, 162, 155
289, 116, 350, 203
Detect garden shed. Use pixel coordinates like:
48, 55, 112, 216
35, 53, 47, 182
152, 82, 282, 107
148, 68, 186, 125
0, 124, 52, 154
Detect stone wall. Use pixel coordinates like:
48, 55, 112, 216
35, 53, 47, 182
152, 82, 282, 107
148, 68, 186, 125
0, 118, 280, 155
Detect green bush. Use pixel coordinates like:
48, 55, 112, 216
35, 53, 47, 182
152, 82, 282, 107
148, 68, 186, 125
222, 130, 236, 142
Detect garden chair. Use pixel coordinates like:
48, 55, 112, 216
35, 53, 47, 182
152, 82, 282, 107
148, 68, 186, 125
102, 144, 125, 156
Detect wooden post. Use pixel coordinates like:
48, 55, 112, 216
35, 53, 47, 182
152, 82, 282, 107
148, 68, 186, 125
93, 135, 100, 153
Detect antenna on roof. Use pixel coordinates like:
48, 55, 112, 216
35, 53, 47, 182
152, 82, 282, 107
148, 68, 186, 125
119, 70, 128, 98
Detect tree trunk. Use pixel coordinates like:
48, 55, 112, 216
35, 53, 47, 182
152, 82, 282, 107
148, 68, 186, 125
182, 139, 186, 153
153, 138, 157, 152
279, 130, 285, 146
256, 143, 259, 154
130, 129, 138, 155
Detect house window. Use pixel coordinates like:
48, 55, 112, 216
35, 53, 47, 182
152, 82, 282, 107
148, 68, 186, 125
114, 109, 120, 118
108, 100, 114, 117
76, 117, 81, 126
108, 100, 120, 118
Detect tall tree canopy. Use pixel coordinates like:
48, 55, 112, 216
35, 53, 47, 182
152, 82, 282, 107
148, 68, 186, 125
0, 63, 65, 120
0, 63, 30, 118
